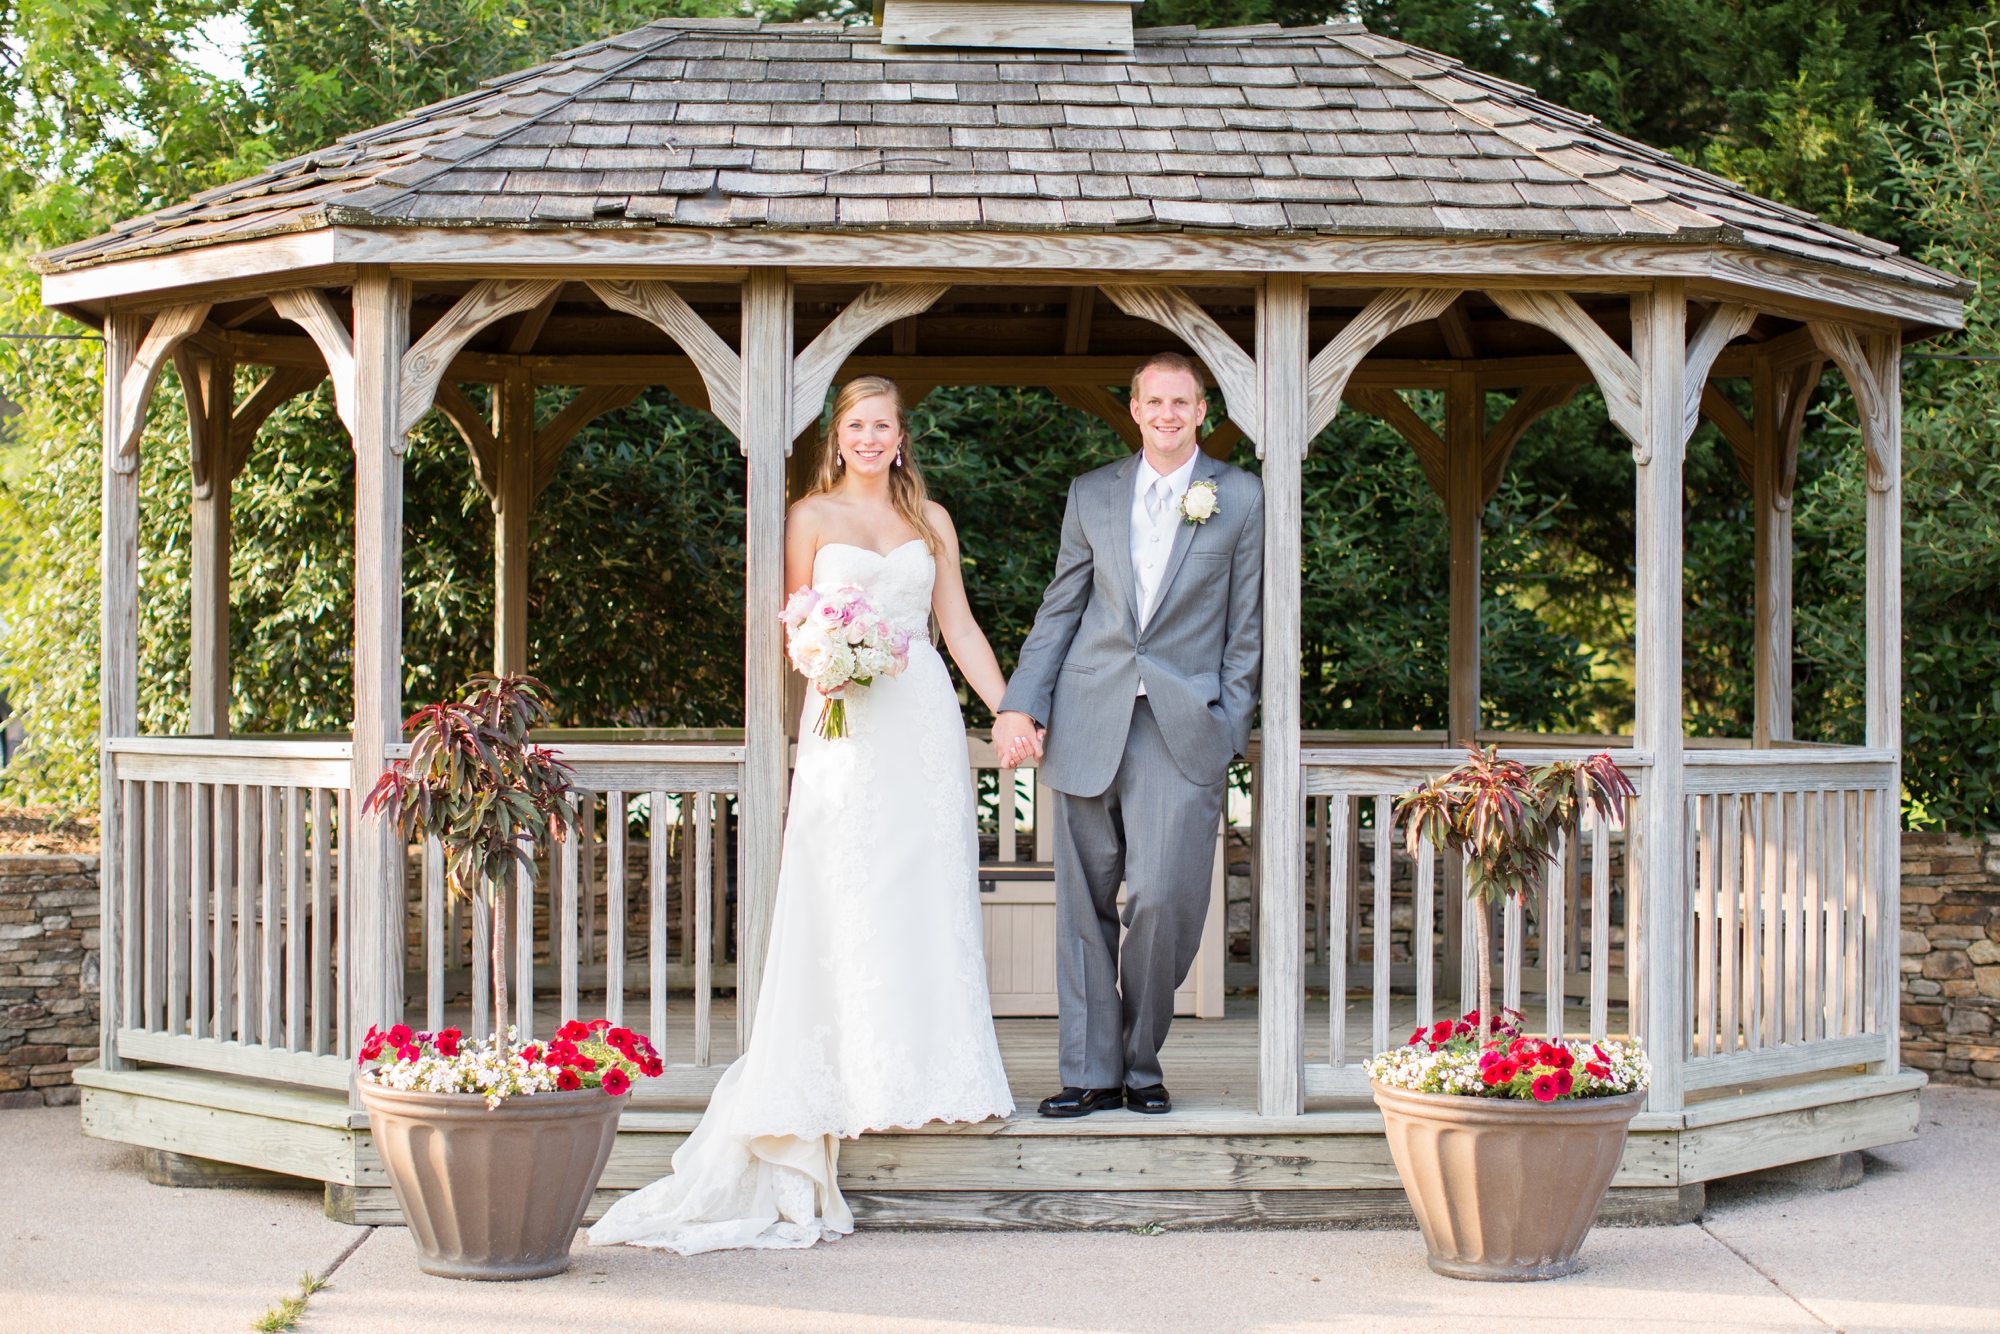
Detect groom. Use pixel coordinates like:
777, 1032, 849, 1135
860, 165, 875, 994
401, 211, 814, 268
993, 352, 1264, 1117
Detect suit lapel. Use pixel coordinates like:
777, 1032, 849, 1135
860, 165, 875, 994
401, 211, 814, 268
1150, 452, 1218, 625
1108, 453, 1141, 626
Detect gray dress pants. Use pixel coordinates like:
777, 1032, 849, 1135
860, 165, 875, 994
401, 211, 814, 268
1051, 698, 1226, 1090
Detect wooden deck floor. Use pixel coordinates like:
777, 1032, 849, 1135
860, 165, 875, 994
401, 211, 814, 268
471, 990, 1630, 1119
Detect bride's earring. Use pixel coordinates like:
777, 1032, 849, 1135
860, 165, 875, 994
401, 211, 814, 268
894, 449, 903, 468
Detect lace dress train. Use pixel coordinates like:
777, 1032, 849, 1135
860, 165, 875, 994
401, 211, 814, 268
588, 540, 1015, 1255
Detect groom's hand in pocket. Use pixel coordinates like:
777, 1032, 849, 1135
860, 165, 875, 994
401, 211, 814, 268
992, 711, 1044, 767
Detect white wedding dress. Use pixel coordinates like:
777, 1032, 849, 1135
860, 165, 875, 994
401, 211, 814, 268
588, 540, 1015, 1255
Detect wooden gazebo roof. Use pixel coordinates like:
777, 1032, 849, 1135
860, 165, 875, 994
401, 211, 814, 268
30, 17, 1964, 309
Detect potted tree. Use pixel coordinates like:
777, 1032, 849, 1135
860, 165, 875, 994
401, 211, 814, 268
1370, 746, 1649, 1282
357, 674, 664, 1280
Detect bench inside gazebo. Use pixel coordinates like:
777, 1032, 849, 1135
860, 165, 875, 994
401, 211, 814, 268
37, 9, 1958, 1227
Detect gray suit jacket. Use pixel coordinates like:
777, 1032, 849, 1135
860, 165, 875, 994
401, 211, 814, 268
999, 451, 1264, 797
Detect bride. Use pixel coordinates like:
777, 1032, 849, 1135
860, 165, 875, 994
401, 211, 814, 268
589, 376, 1017, 1255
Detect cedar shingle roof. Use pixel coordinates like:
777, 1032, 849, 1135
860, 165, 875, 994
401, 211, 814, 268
30, 17, 1965, 299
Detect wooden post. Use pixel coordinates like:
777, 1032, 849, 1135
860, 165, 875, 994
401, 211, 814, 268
738, 269, 793, 1048
1257, 274, 1309, 1117
494, 368, 535, 675
189, 351, 236, 737
1751, 355, 1791, 747
1632, 281, 1687, 1114
1864, 335, 1902, 1074
99, 312, 142, 1072
349, 269, 411, 1038
1445, 370, 1483, 747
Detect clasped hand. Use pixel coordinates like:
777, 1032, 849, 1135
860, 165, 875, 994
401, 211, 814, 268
992, 711, 1045, 769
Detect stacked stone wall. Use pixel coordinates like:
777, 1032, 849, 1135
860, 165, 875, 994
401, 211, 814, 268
0, 856, 100, 1108
1900, 832, 2000, 1087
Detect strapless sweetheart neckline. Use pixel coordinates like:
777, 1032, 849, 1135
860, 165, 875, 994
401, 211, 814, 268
816, 539, 926, 561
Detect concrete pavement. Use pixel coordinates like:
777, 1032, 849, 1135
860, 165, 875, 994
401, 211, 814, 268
4, 1085, 1993, 1333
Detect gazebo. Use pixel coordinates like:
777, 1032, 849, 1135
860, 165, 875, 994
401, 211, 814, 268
38, 10, 1959, 1226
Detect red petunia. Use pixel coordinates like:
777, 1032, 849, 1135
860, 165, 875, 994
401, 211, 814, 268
608, 1027, 635, 1046
1555, 1069, 1574, 1095
642, 1057, 663, 1078
1531, 1074, 1558, 1102
601, 1067, 631, 1096
574, 1054, 597, 1073
358, 1030, 385, 1063
1430, 1021, 1453, 1043
386, 1023, 414, 1048
556, 1020, 590, 1042
435, 1028, 461, 1057
587, 1018, 612, 1033
1585, 1061, 1610, 1079
396, 1043, 420, 1062
1410, 1027, 1428, 1047
556, 1068, 581, 1091
1552, 1048, 1575, 1071
519, 1044, 542, 1064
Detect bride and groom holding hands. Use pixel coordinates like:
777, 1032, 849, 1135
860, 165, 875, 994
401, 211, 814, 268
590, 351, 1264, 1255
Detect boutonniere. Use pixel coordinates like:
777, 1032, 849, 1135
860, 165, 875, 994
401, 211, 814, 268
1180, 479, 1219, 525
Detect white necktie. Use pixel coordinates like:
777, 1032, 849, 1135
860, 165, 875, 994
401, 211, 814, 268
1146, 478, 1172, 528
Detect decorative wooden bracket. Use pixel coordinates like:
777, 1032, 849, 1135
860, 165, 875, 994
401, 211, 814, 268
1102, 285, 1260, 443
1487, 289, 1645, 455
1343, 386, 1445, 494
171, 340, 224, 498
270, 289, 357, 434
229, 367, 327, 478
1681, 303, 1758, 445
111, 303, 210, 472
1480, 382, 1578, 500
397, 279, 562, 440
431, 381, 500, 499
1305, 288, 1462, 441
1809, 323, 1899, 492
1701, 359, 1821, 501
587, 279, 743, 439
790, 284, 949, 444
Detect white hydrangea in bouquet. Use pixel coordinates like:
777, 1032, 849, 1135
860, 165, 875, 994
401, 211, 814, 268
781, 583, 911, 739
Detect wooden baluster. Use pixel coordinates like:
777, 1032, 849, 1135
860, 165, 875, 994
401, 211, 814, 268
336, 789, 351, 1058
1327, 793, 1350, 1068
1590, 816, 1610, 1042
1565, 826, 1583, 976
580, 793, 597, 970
1503, 887, 1523, 1016
1745, 792, 1765, 1052
1371, 794, 1392, 1058
285, 787, 305, 1051
214, 785, 233, 1041
235, 784, 256, 1043
121, 779, 141, 1043
1346, 796, 1362, 971
1415, 837, 1435, 1031
1804, 791, 1824, 1041
470, 874, 491, 1043
309, 789, 331, 1054
1546, 828, 1565, 1041
712, 796, 729, 976
191, 784, 211, 1040
997, 766, 1016, 863
560, 795, 581, 1025
605, 792, 627, 1026
423, 835, 445, 1033
514, 857, 535, 1042
1695, 794, 1715, 1058
1720, 794, 1741, 1057
145, 781, 165, 1033
169, 781, 189, 1038
694, 792, 713, 1068
650, 790, 670, 1051
261, 784, 282, 1045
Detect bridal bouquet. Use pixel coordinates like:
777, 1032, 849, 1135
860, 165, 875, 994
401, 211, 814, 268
781, 584, 911, 739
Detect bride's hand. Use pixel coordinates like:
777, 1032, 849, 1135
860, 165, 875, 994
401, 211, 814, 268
993, 711, 1043, 767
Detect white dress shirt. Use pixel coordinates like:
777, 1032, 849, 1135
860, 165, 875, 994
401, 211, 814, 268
1130, 450, 1198, 694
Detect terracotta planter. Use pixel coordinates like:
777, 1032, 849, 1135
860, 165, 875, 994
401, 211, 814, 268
358, 1080, 629, 1280
1373, 1081, 1643, 1281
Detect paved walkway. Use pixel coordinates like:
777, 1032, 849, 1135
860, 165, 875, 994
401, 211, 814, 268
4, 1085, 1994, 1333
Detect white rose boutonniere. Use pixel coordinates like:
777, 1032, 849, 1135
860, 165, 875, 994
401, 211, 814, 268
1180, 479, 1219, 525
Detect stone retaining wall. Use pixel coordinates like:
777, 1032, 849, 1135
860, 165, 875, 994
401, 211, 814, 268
1899, 832, 2000, 1088
0, 855, 100, 1108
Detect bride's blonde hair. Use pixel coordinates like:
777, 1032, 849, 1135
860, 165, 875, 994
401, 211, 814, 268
810, 376, 944, 555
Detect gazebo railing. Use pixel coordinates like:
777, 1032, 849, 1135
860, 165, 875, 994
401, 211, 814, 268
1299, 746, 1650, 1098
1681, 749, 1900, 1089
103, 738, 356, 1090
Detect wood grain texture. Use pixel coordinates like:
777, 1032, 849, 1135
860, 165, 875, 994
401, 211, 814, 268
1305, 287, 1461, 440
738, 270, 791, 1050
1257, 275, 1308, 1116
1809, 323, 1899, 492
1102, 284, 1260, 443
270, 288, 358, 432
1678, 1087, 1917, 1182
396, 278, 560, 440
1445, 371, 1483, 745
585, 278, 743, 438
1632, 280, 1687, 1113
882, 0, 1134, 52
1679, 302, 1757, 445
1342, 387, 1444, 495
110, 303, 210, 469
430, 379, 500, 499
115, 1029, 351, 1090
1480, 382, 1577, 500
99, 313, 141, 1070
1487, 287, 1646, 454
791, 283, 948, 440
227, 365, 323, 478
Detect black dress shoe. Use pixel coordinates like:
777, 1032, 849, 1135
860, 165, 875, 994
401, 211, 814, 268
1125, 1084, 1172, 1114
1038, 1086, 1125, 1118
